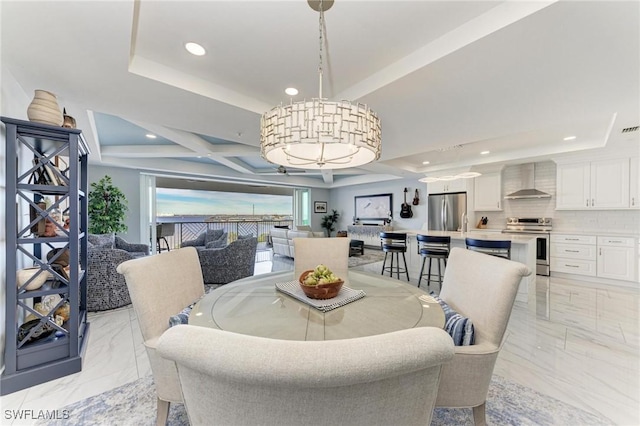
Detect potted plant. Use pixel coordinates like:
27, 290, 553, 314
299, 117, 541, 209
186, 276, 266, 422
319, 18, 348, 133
320, 209, 340, 237
88, 175, 128, 234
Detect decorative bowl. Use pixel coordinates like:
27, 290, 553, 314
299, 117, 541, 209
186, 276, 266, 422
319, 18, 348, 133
17, 267, 51, 291
298, 270, 344, 300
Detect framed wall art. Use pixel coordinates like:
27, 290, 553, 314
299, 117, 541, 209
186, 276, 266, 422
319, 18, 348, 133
354, 193, 393, 221
314, 201, 328, 213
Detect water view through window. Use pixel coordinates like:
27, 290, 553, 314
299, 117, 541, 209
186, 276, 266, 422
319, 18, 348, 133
156, 188, 293, 222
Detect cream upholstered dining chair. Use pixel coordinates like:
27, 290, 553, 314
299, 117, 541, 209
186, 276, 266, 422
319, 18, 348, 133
435, 247, 531, 425
116, 247, 205, 426
157, 325, 454, 426
293, 237, 349, 281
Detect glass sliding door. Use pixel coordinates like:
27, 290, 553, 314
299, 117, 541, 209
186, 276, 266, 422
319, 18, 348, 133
294, 188, 310, 227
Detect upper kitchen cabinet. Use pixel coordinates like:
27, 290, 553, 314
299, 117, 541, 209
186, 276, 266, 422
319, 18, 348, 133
630, 157, 639, 209
426, 178, 467, 194
474, 172, 503, 211
556, 158, 631, 210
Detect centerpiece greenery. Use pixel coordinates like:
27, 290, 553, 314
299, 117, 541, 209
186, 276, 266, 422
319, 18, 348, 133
88, 175, 128, 234
320, 209, 340, 237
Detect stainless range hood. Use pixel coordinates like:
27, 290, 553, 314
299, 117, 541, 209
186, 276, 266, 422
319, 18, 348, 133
504, 163, 551, 199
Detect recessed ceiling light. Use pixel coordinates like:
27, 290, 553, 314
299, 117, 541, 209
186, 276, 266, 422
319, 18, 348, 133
563, 135, 576, 141
185, 42, 206, 56
145, 134, 157, 139
480, 150, 490, 155
285, 87, 298, 96
422, 161, 430, 165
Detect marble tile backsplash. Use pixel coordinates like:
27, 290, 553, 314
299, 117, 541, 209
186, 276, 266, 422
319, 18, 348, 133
478, 161, 640, 235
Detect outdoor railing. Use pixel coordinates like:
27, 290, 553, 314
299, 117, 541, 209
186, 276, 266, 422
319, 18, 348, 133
156, 219, 293, 251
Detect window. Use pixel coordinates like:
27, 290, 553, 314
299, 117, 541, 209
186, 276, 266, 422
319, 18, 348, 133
294, 188, 310, 227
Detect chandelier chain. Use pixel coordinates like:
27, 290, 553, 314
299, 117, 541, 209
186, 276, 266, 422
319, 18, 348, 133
318, 0, 324, 98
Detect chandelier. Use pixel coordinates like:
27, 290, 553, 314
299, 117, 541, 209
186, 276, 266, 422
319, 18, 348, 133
260, 0, 381, 169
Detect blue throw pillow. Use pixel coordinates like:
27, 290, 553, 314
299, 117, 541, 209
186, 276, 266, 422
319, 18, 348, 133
168, 289, 212, 327
430, 292, 475, 346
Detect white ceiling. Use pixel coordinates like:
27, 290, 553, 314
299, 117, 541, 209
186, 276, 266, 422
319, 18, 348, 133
2, 0, 638, 189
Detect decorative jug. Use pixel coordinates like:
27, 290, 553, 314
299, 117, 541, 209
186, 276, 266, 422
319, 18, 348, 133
27, 90, 63, 126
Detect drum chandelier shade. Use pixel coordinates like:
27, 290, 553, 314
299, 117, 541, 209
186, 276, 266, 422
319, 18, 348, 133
260, 0, 382, 170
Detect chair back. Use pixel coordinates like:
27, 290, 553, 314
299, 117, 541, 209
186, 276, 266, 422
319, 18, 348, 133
465, 237, 511, 259
293, 237, 349, 281
116, 247, 205, 344
158, 325, 455, 426
156, 223, 175, 238
439, 247, 530, 347
416, 234, 450, 255
380, 232, 408, 252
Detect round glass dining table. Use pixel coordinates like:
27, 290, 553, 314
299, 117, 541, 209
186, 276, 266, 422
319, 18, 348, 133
189, 269, 445, 341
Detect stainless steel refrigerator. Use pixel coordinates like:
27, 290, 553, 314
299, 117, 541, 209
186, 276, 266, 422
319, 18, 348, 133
427, 192, 467, 231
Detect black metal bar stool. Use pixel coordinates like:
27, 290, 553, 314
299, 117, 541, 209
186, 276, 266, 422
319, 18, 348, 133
380, 232, 410, 281
416, 235, 451, 288
465, 238, 511, 259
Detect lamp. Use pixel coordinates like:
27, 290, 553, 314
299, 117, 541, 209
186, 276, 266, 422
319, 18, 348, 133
260, 0, 381, 169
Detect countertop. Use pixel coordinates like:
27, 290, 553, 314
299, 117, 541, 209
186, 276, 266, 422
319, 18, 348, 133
400, 229, 538, 244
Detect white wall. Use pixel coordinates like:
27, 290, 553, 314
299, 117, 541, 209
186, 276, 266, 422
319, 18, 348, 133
329, 179, 426, 232
1, 65, 33, 372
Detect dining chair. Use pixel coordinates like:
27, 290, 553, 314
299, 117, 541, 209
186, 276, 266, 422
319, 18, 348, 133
416, 234, 451, 288
465, 237, 511, 259
435, 247, 531, 425
380, 232, 410, 281
293, 237, 349, 282
116, 247, 205, 426
157, 325, 455, 426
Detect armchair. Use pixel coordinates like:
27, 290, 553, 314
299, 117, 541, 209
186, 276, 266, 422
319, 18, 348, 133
435, 247, 531, 425
197, 237, 258, 285
87, 235, 150, 311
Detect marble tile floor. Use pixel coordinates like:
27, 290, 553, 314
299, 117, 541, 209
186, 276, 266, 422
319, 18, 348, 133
2, 251, 638, 425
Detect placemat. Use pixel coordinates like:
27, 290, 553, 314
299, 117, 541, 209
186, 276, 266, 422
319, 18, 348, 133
275, 280, 366, 312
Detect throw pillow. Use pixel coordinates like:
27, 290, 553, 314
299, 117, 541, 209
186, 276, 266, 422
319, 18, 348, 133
182, 233, 206, 247
205, 229, 226, 245
88, 233, 115, 249
430, 292, 475, 346
168, 289, 212, 327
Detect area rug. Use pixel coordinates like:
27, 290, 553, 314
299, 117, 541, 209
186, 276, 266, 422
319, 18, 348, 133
38, 374, 609, 426
347, 250, 385, 268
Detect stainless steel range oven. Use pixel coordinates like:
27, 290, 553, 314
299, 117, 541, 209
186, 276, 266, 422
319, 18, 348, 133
502, 217, 552, 276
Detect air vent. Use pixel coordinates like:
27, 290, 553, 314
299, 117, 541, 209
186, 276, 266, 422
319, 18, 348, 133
436, 144, 463, 152
621, 126, 639, 133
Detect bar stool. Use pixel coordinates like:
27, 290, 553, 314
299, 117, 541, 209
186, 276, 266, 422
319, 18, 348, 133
465, 238, 511, 259
416, 235, 450, 288
380, 232, 410, 281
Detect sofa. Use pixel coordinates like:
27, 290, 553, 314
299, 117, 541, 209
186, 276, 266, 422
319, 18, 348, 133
197, 237, 258, 285
270, 227, 325, 258
87, 234, 149, 311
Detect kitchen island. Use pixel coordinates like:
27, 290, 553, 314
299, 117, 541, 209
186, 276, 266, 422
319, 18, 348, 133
400, 230, 537, 302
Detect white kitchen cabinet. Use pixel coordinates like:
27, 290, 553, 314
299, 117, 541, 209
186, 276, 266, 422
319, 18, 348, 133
550, 234, 596, 276
556, 158, 630, 209
427, 179, 467, 194
597, 236, 636, 281
630, 157, 639, 209
474, 172, 502, 211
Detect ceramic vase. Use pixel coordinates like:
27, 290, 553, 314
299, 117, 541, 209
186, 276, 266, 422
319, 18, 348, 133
27, 90, 63, 126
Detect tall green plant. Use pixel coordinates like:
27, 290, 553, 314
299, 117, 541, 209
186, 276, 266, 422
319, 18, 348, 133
88, 175, 128, 234
320, 209, 340, 237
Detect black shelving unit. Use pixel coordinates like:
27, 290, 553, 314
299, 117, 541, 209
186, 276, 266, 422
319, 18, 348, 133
2, 116, 90, 395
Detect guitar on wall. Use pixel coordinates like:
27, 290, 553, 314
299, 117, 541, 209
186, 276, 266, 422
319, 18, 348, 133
400, 188, 413, 218
412, 189, 419, 206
